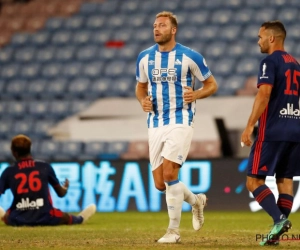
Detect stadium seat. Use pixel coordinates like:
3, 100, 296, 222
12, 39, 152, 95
121, 141, 149, 160
28, 100, 50, 119
35, 47, 56, 63
19, 63, 40, 80
10, 33, 30, 48
29, 31, 51, 48
242, 24, 260, 42
245, 0, 269, 8
57, 141, 83, 160
219, 25, 241, 42
225, 41, 250, 59
217, 75, 246, 96
72, 30, 91, 46
90, 30, 113, 45
63, 16, 85, 30
69, 100, 92, 114
0, 47, 13, 63
7, 101, 28, 119
83, 141, 108, 158
12, 119, 34, 137
61, 62, 83, 79
111, 28, 133, 44
84, 78, 111, 99
42, 78, 68, 99
104, 141, 129, 159
119, 0, 140, 14
286, 24, 300, 42
277, 8, 299, 24
98, 0, 119, 14
49, 100, 71, 119
45, 18, 65, 31
38, 140, 62, 159
236, 58, 260, 76
159, 0, 181, 11
195, 25, 220, 42
55, 46, 76, 62
125, 14, 147, 29
103, 61, 127, 78
210, 9, 233, 25
27, 79, 47, 99
82, 61, 104, 79
66, 78, 91, 99
0, 140, 13, 160
51, 30, 72, 46
75, 45, 98, 62
253, 8, 276, 24
85, 15, 105, 30
0, 119, 13, 139
111, 77, 135, 97
211, 58, 236, 77
181, 0, 203, 10
205, 42, 227, 59
4, 79, 27, 100
134, 27, 153, 44
14, 47, 36, 63
32, 119, 56, 138
177, 26, 199, 43
186, 11, 210, 26
233, 9, 253, 24
41, 63, 63, 79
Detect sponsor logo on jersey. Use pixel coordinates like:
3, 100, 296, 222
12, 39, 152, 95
259, 63, 269, 79
279, 103, 300, 118
16, 198, 44, 210
151, 68, 177, 82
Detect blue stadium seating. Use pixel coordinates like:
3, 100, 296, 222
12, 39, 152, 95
1, 0, 300, 160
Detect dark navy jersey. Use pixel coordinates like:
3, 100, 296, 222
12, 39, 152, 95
256, 50, 300, 142
0, 158, 60, 222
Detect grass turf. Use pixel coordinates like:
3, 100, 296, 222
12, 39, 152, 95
0, 211, 300, 250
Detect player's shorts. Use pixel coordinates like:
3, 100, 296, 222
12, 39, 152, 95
148, 124, 193, 170
247, 141, 300, 178
4, 207, 65, 226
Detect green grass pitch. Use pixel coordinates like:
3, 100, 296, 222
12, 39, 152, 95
0, 211, 300, 249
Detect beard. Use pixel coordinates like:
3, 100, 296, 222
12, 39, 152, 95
154, 32, 172, 45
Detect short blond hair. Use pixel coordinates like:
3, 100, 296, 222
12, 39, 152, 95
156, 11, 178, 28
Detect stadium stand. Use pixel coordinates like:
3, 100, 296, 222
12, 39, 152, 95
0, 0, 300, 160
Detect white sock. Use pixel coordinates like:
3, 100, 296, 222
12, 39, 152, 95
179, 181, 196, 206
165, 181, 184, 230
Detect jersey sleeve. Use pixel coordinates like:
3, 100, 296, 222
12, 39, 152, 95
187, 51, 212, 82
0, 169, 9, 195
257, 57, 276, 87
47, 164, 60, 187
136, 52, 148, 83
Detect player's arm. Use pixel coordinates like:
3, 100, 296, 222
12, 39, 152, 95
184, 75, 218, 103
241, 84, 272, 146
136, 82, 153, 112
53, 179, 69, 197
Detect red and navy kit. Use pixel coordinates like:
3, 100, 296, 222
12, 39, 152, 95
248, 50, 300, 177
256, 50, 300, 142
0, 158, 64, 225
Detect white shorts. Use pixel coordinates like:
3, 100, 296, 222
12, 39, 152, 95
148, 124, 194, 171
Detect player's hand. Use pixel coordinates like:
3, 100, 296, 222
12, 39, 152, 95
241, 126, 254, 147
183, 86, 196, 103
62, 179, 69, 190
141, 96, 153, 112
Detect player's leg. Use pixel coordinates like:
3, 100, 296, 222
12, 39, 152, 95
247, 141, 291, 245
276, 142, 300, 218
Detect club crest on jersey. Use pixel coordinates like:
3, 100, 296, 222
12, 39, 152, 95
260, 63, 269, 79
151, 68, 177, 82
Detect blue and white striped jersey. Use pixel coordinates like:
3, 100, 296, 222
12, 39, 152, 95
136, 43, 212, 128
